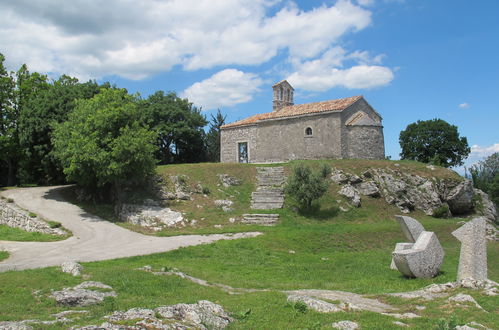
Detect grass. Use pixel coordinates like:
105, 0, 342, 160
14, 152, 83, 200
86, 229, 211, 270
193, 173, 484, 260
0, 251, 8, 262
0, 160, 496, 329
0, 224, 69, 242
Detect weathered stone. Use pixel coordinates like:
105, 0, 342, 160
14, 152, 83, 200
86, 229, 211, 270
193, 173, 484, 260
332, 320, 359, 330
0, 322, 32, 330
61, 261, 83, 276
105, 308, 155, 322
390, 243, 413, 270
331, 171, 349, 184
119, 204, 184, 229
348, 174, 362, 184
51, 281, 116, 307
214, 200, 233, 207
0, 199, 66, 236
218, 174, 241, 187
155, 300, 233, 329
447, 179, 474, 215
456, 322, 490, 330
393, 321, 409, 327
452, 217, 488, 281
356, 181, 380, 197
287, 295, 343, 313
474, 189, 497, 223
392, 231, 444, 278
448, 293, 484, 310
395, 215, 425, 242
338, 184, 361, 207
242, 214, 279, 226
382, 312, 420, 319
251, 167, 285, 209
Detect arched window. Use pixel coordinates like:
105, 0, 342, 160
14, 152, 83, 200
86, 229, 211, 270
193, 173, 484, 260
305, 127, 313, 136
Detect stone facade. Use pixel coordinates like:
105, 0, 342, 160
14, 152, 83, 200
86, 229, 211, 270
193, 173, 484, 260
221, 81, 384, 163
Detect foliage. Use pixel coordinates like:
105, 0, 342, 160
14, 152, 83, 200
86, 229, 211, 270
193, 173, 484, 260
435, 315, 459, 330
0, 53, 16, 186
52, 88, 157, 206
140, 91, 207, 164
468, 152, 499, 205
205, 109, 226, 162
399, 119, 470, 167
432, 204, 449, 218
285, 163, 331, 210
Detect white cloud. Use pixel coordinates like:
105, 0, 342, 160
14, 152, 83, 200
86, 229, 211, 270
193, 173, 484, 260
356, 0, 375, 6
470, 143, 499, 159
287, 47, 394, 91
458, 102, 470, 109
181, 69, 263, 110
0, 0, 372, 80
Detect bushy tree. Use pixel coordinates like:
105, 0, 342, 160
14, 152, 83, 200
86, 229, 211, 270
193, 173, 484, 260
469, 152, 499, 205
399, 119, 470, 167
140, 91, 207, 164
285, 163, 331, 210
0, 53, 16, 186
52, 88, 157, 207
206, 109, 226, 162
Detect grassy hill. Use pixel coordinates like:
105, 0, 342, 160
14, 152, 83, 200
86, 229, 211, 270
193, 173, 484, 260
0, 160, 497, 329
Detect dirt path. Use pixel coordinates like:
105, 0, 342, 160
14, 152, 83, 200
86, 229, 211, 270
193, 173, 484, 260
0, 186, 261, 272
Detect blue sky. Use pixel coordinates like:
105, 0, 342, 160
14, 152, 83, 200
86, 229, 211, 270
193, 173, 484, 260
1, 0, 497, 171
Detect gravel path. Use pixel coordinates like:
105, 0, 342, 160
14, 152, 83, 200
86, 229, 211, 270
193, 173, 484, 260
0, 186, 260, 272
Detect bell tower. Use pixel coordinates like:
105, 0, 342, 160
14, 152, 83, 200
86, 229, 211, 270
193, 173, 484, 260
272, 80, 294, 112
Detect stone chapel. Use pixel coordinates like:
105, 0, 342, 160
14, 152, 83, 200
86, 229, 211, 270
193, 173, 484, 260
220, 80, 385, 163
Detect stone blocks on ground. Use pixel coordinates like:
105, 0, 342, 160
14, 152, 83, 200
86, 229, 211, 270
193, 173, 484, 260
242, 214, 279, 226
452, 217, 488, 281
61, 261, 83, 276
250, 167, 285, 210
392, 231, 444, 278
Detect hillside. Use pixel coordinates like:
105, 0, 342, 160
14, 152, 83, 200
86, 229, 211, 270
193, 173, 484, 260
0, 159, 498, 329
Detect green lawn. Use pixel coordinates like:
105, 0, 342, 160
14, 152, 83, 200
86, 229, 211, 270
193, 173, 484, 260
0, 251, 8, 262
0, 224, 69, 242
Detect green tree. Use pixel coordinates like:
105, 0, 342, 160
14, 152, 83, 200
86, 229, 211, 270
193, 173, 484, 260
52, 88, 157, 207
0, 53, 16, 186
140, 91, 207, 164
18, 75, 101, 184
469, 152, 499, 205
399, 119, 470, 167
285, 163, 331, 210
206, 109, 226, 162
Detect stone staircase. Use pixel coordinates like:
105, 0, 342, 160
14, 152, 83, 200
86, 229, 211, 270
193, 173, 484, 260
241, 214, 280, 226
250, 167, 285, 210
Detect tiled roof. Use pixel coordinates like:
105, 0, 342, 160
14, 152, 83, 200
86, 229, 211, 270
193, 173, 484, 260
222, 95, 362, 129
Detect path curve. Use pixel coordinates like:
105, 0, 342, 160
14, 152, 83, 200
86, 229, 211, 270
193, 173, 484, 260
0, 186, 260, 272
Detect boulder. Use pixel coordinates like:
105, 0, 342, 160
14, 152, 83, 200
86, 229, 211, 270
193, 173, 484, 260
51, 281, 116, 307
331, 170, 349, 184
356, 181, 380, 197
332, 321, 359, 330
119, 204, 184, 229
61, 261, 83, 276
155, 300, 233, 329
446, 180, 475, 215
218, 174, 241, 187
473, 189, 497, 223
338, 184, 361, 207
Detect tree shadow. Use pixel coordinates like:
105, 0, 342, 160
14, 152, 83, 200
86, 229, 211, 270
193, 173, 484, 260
298, 205, 340, 220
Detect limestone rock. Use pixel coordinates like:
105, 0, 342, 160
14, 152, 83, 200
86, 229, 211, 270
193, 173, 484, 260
339, 184, 361, 207
61, 261, 83, 276
155, 300, 233, 329
0, 322, 32, 330
382, 312, 420, 319
214, 200, 233, 207
119, 204, 184, 230
356, 181, 380, 197
51, 281, 116, 307
448, 293, 484, 310
392, 231, 444, 278
287, 295, 342, 313
106, 308, 155, 322
473, 189, 497, 223
446, 179, 475, 215
332, 320, 359, 330
331, 170, 349, 184
218, 174, 241, 187
348, 174, 362, 184
452, 218, 488, 281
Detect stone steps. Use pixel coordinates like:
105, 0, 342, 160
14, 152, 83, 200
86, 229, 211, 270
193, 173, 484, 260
242, 214, 279, 226
250, 166, 286, 210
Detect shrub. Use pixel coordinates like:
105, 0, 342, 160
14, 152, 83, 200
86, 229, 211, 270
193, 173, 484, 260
28, 212, 37, 218
432, 204, 450, 218
202, 186, 211, 195
48, 221, 61, 229
285, 163, 331, 210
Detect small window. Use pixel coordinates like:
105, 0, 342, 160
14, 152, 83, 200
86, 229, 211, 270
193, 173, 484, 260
305, 127, 313, 136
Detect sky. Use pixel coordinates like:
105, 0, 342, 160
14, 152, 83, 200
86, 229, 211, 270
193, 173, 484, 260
1, 0, 498, 172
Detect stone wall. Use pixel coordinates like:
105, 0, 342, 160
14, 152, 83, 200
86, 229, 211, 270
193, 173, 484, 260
346, 126, 385, 159
0, 199, 66, 235
220, 125, 258, 163
255, 112, 342, 162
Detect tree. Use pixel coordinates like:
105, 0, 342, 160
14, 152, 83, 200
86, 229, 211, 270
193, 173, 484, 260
468, 152, 499, 205
399, 119, 470, 167
206, 109, 226, 162
0, 55, 18, 186
285, 163, 331, 210
52, 88, 157, 207
17, 75, 101, 184
140, 91, 207, 164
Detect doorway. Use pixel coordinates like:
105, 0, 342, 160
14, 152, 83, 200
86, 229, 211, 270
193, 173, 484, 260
238, 142, 248, 163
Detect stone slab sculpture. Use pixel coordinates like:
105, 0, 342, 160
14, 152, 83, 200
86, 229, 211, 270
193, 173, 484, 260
391, 215, 444, 278
451, 217, 487, 281
390, 216, 425, 270
392, 231, 445, 278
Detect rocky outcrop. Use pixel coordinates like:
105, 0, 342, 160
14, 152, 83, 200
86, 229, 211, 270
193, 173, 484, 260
51, 281, 116, 307
119, 203, 184, 230
61, 261, 83, 276
0, 199, 66, 236
77, 300, 232, 329
331, 167, 497, 223
218, 174, 241, 187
